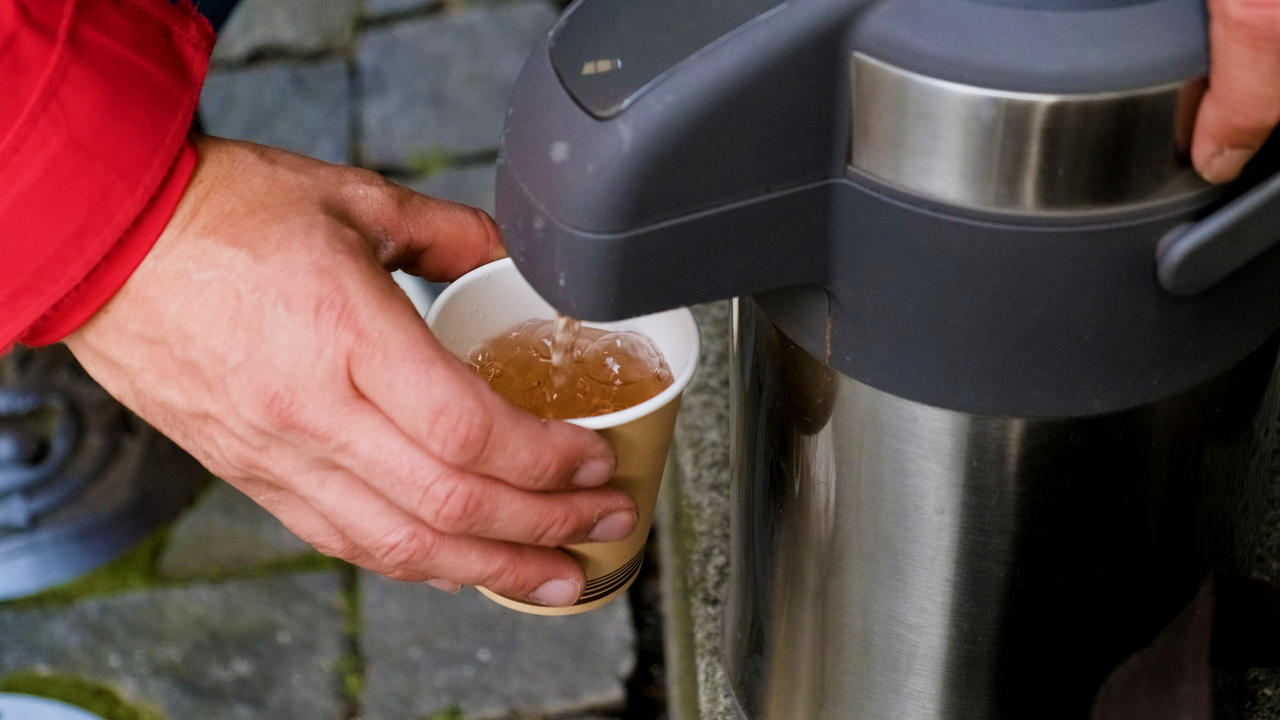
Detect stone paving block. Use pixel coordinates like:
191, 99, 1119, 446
361, 576, 635, 720
359, 2, 558, 168
200, 60, 352, 165
365, 0, 440, 18
404, 165, 498, 215
212, 0, 358, 63
157, 482, 314, 578
0, 574, 344, 720
664, 302, 739, 720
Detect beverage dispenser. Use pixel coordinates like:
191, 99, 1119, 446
496, 0, 1280, 715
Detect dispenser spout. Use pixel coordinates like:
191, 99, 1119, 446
496, 0, 859, 321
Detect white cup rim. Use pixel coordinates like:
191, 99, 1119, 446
426, 258, 701, 430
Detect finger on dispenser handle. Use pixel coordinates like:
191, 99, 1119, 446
1157, 166, 1280, 296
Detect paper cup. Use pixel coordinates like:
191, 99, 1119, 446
425, 259, 700, 615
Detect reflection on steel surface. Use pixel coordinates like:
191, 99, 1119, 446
725, 298, 1279, 719
851, 53, 1210, 214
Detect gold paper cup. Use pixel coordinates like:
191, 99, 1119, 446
425, 259, 700, 616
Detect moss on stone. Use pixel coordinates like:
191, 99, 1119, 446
408, 149, 457, 177
0, 530, 171, 611
0, 671, 164, 720
0, 527, 338, 612
338, 564, 366, 718
656, 459, 703, 720
192, 552, 340, 583
425, 706, 464, 720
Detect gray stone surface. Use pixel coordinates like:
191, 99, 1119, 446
360, 577, 635, 720
157, 482, 315, 578
404, 164, 498, 215
358, 2, 558, 168
201, 60, 352, 165
365, 0, 440, 18
212, 0, 358, 63
0, 574, 344, 720
660, 302, 736, 720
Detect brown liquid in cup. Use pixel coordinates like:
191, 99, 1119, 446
467, 316, 674, 420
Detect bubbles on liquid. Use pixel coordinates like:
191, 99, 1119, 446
466, 317, 674, 419
532, 323, 554, 359
468, 345, 494, 367
583, 333, 664, 386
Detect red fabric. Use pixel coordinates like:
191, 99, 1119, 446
0, 0, 214, 349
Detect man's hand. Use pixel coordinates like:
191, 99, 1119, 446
64, 136, 637, 608
1193, 0, 1280, 183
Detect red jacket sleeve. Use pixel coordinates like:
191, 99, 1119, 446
0, 0, 214, 349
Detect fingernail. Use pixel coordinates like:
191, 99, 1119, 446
1200, 147, 1254, 184
426, 579, 461, 594
529, 578, 581, 607
572, 457, 615, 487
588, 510, 637, 543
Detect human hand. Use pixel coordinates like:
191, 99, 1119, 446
1192, 0, 1280, 183
64, 136, 636, 607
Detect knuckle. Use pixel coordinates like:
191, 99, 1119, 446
419, 473, 484, 533
468, 205, 501, 242
244, 384, 344, 447
255, 386, 324, 439
424, 396, 494, 467
372, 524, 437, 571
1219, 0, 1280, 37
337, 167, 395, 199
307, 531, 359, 561
533, 506, 583, 546
482, 557, 530, 594
525, 444, 571, 488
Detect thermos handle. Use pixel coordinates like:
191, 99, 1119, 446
1156, 168, 1280, 295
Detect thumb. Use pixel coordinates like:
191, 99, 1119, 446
332, 172, 506, 282
1191, 0, 1280, 184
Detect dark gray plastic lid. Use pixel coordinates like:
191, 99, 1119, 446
497, 0, 1280, 417
853, 0, 1206, 93
549, 0, 785, 117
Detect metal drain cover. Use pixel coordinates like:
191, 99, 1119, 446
0, 345, 205, 600
0, 694, 105, 720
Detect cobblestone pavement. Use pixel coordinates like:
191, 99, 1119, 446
0, 1, 655, 719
